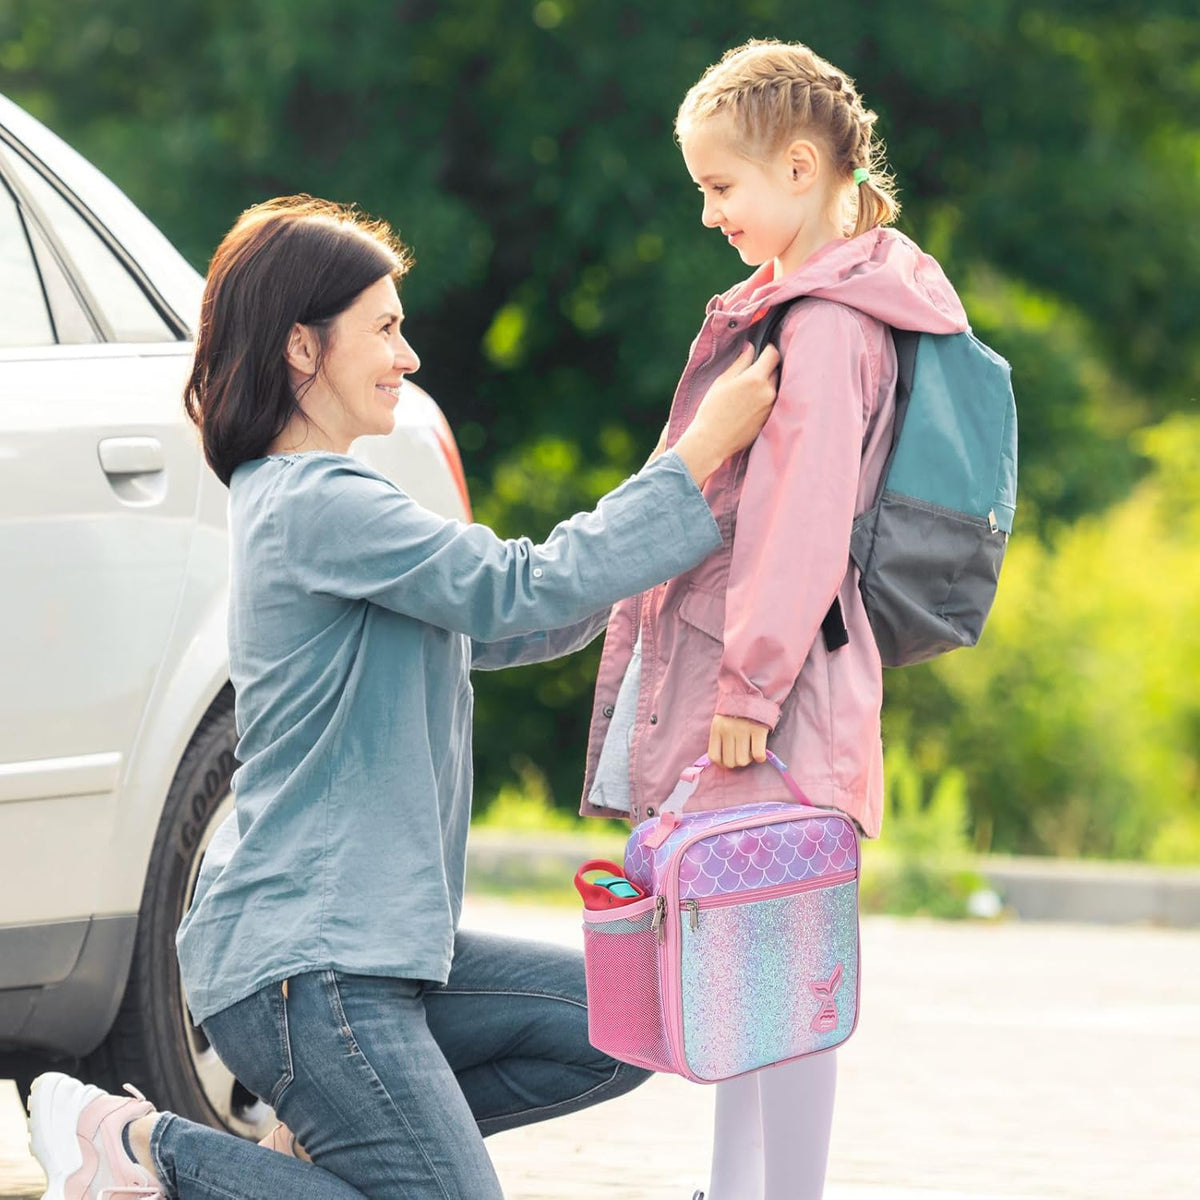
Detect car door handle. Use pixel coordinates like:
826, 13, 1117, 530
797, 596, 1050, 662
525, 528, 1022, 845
98, 436, 165, 476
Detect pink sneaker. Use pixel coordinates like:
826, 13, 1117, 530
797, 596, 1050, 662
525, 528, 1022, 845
27, 1072, 164, 1199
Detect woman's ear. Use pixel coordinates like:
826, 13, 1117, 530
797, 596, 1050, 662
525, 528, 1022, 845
786, 139, 822, 192
284, 323, 319, 374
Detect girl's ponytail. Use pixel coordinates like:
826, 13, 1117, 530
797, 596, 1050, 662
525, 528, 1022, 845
853, 176, 900, 238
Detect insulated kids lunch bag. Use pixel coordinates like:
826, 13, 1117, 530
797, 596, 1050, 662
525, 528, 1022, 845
577, 752, 860, 1083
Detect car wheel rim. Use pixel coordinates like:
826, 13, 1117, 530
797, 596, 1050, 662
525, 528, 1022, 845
178, 790, 276, 1141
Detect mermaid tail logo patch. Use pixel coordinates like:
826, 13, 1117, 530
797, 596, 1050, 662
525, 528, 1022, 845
809, 963, 844, 1033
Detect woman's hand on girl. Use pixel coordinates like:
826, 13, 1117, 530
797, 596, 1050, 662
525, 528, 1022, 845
708, 714, 771, 769
673, 343, 781, 486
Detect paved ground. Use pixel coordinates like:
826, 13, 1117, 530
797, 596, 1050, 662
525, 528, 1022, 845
3, 899, 1198, 1199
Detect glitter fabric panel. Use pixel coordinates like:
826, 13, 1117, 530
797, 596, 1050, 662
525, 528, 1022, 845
679, 880, 859, 1080
626, 809, 858, 899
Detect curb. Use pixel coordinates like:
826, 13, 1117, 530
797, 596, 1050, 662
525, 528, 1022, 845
465, 830, 1200, 927
978, 855, 1200, 927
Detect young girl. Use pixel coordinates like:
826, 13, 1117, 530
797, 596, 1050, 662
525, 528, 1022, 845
580, 39, 971, 1200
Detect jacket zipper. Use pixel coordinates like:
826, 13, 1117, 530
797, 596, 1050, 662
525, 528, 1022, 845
675, 315, 723, 433
629, 590, 646, 821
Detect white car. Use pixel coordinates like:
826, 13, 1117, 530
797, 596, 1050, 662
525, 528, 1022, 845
0, 93, 472, 1138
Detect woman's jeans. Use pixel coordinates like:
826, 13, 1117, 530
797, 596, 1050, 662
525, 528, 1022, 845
151, 929, 650, 1199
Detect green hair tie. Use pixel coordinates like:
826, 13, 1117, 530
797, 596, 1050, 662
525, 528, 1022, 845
853, 167, 871, 187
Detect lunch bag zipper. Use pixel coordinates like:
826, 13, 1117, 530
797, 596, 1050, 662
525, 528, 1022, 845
680, 868, 858, 930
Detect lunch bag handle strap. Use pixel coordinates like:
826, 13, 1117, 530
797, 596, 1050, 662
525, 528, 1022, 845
646, 751, 816, 847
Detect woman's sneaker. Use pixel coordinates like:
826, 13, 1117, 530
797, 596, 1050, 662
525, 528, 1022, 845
27, 1072, 164, 1199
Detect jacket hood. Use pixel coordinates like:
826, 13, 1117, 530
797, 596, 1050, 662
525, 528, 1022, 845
713, 228, 968, 335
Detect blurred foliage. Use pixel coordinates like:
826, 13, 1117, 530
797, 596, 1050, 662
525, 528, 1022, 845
858, 856, 997, 920
877, 743, 973, 865
470, 755, 588, 834
859, 744, 994, 919
886, 414, 1200, 861
3, 0, 1197, 856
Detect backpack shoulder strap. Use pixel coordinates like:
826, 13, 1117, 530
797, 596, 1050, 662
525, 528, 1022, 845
746, 297, 849, 654
888, 328, 920, 462
748, 299, 797, 359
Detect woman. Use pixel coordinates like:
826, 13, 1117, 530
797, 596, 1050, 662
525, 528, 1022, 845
27, 194, 779, 1199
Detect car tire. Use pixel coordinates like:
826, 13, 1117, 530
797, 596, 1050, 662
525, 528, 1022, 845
0, 1050, 66, 1109
82, 687, 263, 1135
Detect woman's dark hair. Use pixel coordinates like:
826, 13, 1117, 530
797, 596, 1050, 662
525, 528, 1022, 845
183, 195, 412, 486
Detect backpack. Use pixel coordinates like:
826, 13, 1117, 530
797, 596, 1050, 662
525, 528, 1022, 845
750, 301, 1017, 667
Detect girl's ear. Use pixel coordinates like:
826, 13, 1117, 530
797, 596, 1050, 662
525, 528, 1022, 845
284, 322, 319, 373
786, 139, 822, 191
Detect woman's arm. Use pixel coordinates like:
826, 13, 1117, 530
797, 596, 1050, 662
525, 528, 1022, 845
280, 451, 716, 644
472, 419, 664, 671
280, 347, 778, 645
646, 422, 669, 466
470, 609, 610, 671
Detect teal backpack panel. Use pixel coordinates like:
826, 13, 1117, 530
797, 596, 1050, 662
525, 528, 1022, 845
886, 332, 1017, 533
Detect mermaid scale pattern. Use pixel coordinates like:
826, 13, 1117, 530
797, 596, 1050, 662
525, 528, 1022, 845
625, 805, 858, 900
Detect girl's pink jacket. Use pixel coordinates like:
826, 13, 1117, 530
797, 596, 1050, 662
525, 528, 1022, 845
579, 229, 968, 837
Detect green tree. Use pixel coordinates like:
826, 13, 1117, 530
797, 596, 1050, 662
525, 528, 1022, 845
903, 414, 1200, 860
4, 0, 1196, 840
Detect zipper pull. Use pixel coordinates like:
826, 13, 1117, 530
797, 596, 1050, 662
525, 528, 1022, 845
685, 899, 700, 931
651, 895, 666, 942
988, 508, 999, 533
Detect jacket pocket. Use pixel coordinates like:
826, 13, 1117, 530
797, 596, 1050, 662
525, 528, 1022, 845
677, 587, 726, 643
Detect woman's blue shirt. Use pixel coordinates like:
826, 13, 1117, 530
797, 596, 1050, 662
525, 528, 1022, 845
176, 449, 719, 1024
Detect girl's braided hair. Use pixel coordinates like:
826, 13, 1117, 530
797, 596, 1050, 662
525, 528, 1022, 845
676, 39, 900, 237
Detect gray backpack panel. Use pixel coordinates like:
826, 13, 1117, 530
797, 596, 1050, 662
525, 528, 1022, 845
850, 490, 1007, 666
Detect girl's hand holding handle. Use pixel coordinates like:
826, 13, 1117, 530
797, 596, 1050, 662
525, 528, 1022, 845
708, 713, 770, 769
674, 343, 780, 486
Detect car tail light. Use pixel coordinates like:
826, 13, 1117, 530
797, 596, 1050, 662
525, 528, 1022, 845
430, 406, 473, 522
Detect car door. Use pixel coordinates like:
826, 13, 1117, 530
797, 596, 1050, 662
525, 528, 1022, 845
0, 136, 199, 942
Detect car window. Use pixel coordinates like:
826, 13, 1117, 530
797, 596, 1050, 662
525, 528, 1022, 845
0, 180, 55, 348
25, 217, 100, 344
6, 149, 176, 344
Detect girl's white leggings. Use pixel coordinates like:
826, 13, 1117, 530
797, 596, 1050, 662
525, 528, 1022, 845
706, 1050, 837, 1200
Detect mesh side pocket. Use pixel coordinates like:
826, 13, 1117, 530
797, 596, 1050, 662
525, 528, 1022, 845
582, 905, 673, 1073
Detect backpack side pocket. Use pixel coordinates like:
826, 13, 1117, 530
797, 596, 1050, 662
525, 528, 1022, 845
853, 491, 1006, 667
